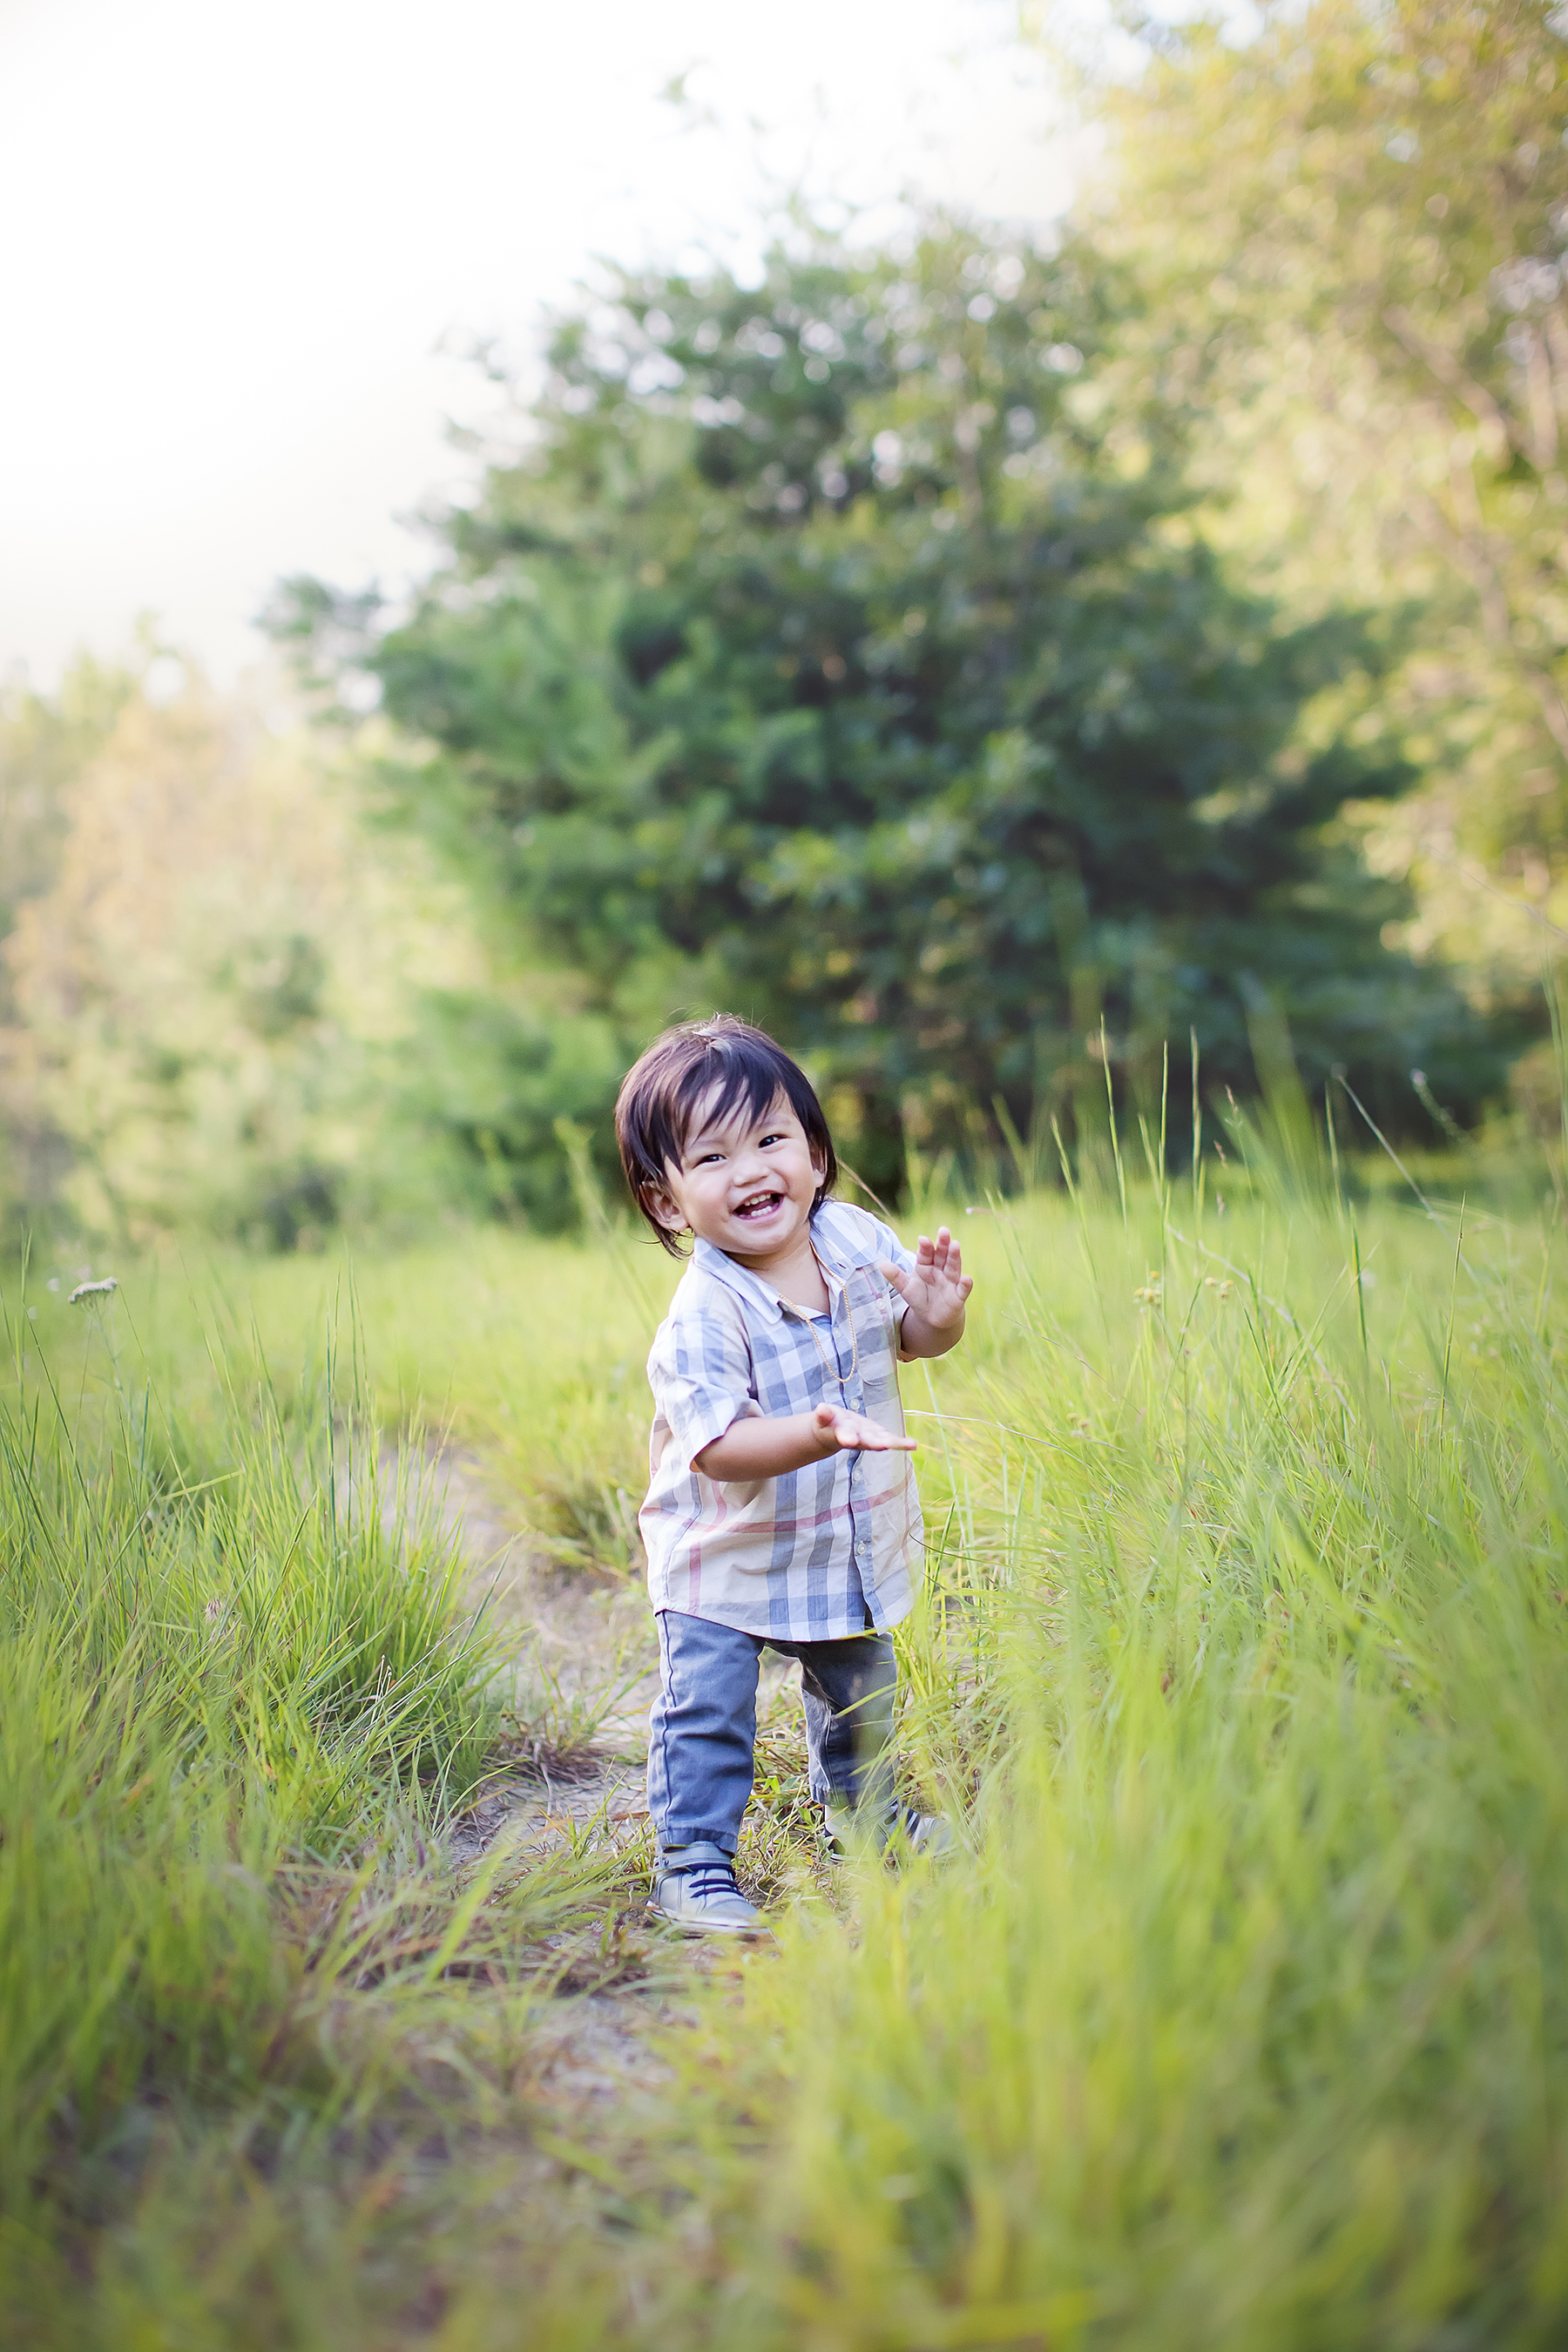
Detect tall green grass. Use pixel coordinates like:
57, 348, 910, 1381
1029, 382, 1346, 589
132, 1233, 681, 1578
0, 1279, 613, 2274
679, 1178, 1568, 2347
9, 1165, 1568, 2345
440, 1173, 1568, 2349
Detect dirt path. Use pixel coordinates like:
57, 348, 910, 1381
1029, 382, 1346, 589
408, 1443, 794, 2105
412, 1438, 804, 1837
410, 1436, 656, 1804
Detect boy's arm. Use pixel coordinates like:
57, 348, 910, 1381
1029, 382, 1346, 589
696, 1402, 916, 1481
882, 1225, 973, 1361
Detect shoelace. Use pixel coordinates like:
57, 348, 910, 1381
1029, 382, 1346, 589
670, 1862, 740, 1902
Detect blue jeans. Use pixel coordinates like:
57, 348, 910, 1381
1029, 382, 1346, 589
647, 1609, 898, 1857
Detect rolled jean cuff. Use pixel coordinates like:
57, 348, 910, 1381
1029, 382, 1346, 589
656, 1821, 739, 1858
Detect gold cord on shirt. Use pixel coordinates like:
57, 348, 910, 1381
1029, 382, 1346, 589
794, 1247, 860, 1394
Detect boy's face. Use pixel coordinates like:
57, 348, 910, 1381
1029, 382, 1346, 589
650, 1088, 825, 1267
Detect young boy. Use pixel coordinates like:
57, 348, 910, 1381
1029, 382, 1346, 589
614, 1015, 973, 1936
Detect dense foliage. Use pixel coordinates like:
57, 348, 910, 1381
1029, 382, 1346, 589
1104, 0, 1568, 977
278, 228, 1496, 1201
0, 678, 493, 1248
12, 5, 1558, 1240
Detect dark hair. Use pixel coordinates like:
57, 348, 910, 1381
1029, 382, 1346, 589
614, 1016, 838, 1254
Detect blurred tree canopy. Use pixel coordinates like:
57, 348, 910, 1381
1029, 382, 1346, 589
1098, 0, 1568, 983
277, 225, 1496, 1198
0, 676, 499, 1247
10, 7, 1565, 1246
0, 658, 137, 1209
0, 658, 132, 1000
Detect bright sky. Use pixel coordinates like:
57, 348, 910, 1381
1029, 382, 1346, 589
0, 0, 1089, 688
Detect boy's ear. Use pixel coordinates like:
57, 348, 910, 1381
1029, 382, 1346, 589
645, 1184, 687, 1233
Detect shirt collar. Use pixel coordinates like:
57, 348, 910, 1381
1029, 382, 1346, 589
808, 1208, 859, 1281
691, 1235, 784, 1323
691, 1220, 849, 1323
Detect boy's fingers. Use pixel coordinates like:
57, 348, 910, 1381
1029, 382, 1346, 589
832, 1413, 917, 1453
881, 1258, 976, 1322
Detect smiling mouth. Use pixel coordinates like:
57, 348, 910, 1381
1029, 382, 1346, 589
733, 1190, 784, 1220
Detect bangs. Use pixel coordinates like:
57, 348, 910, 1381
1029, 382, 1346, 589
655, 1035, 799, 1168
614, 1017, 839, 1254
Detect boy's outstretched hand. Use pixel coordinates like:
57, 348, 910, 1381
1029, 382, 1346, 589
698, 1401, 916, 1479
881, 1226, 973, 1361
810, 1402, 918, 1455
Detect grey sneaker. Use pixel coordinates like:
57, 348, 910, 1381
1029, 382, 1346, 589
648, 1841, 767, 1936
824, 1801, 954, 1860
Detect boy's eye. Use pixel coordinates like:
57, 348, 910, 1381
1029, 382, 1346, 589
760, 1132, 784, 1146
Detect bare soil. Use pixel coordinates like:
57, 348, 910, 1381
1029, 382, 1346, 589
407, 1445, 805, 2106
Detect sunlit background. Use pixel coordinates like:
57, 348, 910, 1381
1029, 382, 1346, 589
2, 0, 1563, 1256
1, 0, 1079, 686
9, 7, 1568, 2338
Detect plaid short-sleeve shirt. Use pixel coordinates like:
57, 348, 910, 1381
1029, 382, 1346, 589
639, 1200, 923, 1640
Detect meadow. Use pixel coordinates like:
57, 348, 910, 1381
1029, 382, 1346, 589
4, 1137, 1567, 2349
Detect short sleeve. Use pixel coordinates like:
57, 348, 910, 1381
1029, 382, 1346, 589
647, 1289, 762, 1472
866, 1211, 918, 1326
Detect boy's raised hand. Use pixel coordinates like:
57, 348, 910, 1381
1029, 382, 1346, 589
811, 1402, 917, 1455
881, 1226, 973, 1344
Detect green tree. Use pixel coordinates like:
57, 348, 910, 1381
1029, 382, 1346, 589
1, 677, 497, 1247
276, 226, 1495, 1198
1095, 0, 1568, 972
0, 656, 132, 1004
0, 655, 135, 1214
